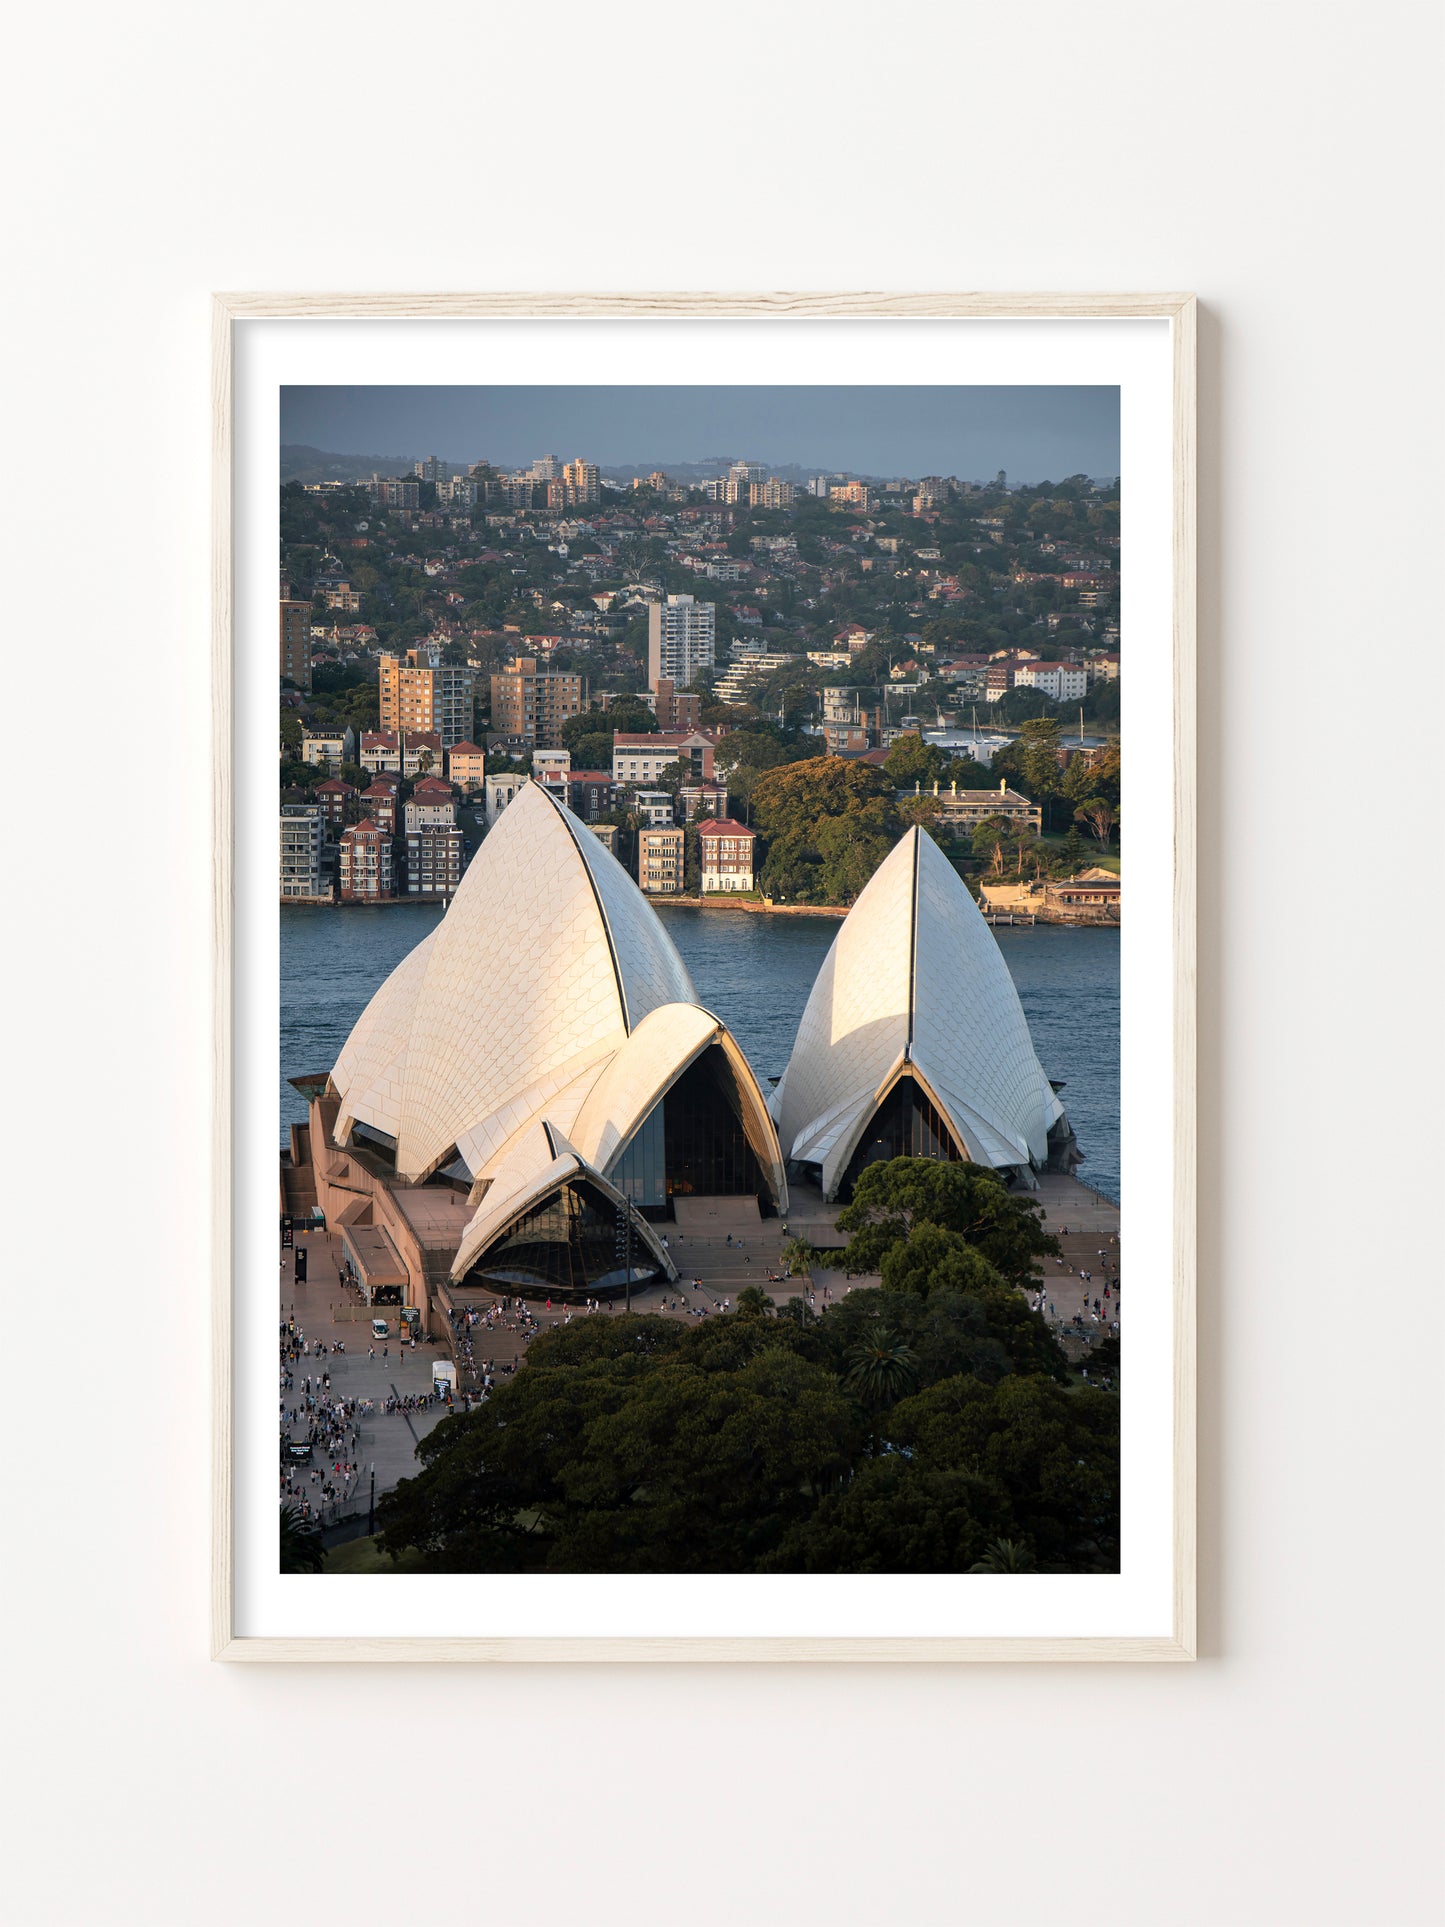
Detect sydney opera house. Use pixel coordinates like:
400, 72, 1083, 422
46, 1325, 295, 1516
284, 792, 1077, 1325
770, 827, 1079, 1202
287, 783, 786, 1315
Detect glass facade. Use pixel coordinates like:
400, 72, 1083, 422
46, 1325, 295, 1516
465, 1178, 659, 1300
837, 1075, 962, 1197
609, 1099, 667, 1207
663, 1048, 767, 1202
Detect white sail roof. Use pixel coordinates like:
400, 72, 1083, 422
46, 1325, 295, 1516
334, 782, 697, 1182
772, 828, 1064, 1196
329, 780, 785, 1284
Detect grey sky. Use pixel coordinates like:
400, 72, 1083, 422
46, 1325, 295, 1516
280, 385, 1118, 482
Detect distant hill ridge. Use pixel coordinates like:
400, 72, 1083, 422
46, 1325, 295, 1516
280, 445, 871, 487
281, 446, 420, 484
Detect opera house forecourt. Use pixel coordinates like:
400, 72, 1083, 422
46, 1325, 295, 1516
288, 782, 787, 1316
771, 826, 1081, 1202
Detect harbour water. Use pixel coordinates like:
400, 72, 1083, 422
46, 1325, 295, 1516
280, 903, 1120, 1202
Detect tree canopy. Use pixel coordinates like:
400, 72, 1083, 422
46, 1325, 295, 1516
375, 1269, 1113, 1576
750, 756, 901, 903
834, 1157, 1059, 1285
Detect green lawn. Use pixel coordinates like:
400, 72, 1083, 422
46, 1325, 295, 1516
322, 1534, 431, 1574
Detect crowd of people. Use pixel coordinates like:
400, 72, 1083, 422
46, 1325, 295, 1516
277, 1314, 461, 1526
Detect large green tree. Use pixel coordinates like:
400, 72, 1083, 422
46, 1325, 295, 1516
834, 1157, 1059, 1284
751, 756, 901, 904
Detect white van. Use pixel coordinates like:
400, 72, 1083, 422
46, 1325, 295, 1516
370, 1318, 390, 1340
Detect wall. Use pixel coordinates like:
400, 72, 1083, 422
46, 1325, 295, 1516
3, 3, 1439, 1923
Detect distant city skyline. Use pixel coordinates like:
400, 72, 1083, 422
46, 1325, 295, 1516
281, 385, 1119, 483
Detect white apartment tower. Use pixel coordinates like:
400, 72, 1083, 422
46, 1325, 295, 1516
648, 594, 716, 690
279, 804, 326, 900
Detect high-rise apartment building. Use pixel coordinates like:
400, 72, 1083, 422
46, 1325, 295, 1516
829, 481, 872, 512
750, 478, 795, 509
488, 656, 586, 748
439, 475, 477, 509
378, 649, 476, 748
368, 475, 420, 510
280, 598, 312, 689
279, 804, 326, 899
647, 595, 716, 690
562, 458, 600, 505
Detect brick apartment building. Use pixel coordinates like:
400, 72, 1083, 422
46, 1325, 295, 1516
489, 656, 586, 748
652, 678, 702, 732
379, 647, 475, 749
280, 598, 312, 690
338, 819, 393, 901
312, 778, 357, 832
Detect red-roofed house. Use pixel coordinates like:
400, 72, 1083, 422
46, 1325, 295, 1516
360, 730, 402, 774
402, 730, 443, 778
697, 817, 756, 894
312, 777, 357, 831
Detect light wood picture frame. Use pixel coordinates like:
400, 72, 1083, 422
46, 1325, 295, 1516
213, 291, 1196, 1661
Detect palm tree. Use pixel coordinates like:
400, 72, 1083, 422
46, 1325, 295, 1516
970, 1537, 1037, 1573
780, 1235, 820, 1278
280, 1504, 327, 1574
734, 1285, 774, 1319
844, 1330, 919, 1410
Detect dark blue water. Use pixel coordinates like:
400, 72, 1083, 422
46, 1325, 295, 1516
280, 904, 1119, 1201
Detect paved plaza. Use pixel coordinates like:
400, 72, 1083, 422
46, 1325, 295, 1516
280, 1228, 454, 1522
1026, 1172, 1123, 1368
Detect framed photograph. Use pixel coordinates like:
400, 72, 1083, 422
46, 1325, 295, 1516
214, 292, 1195, 1661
